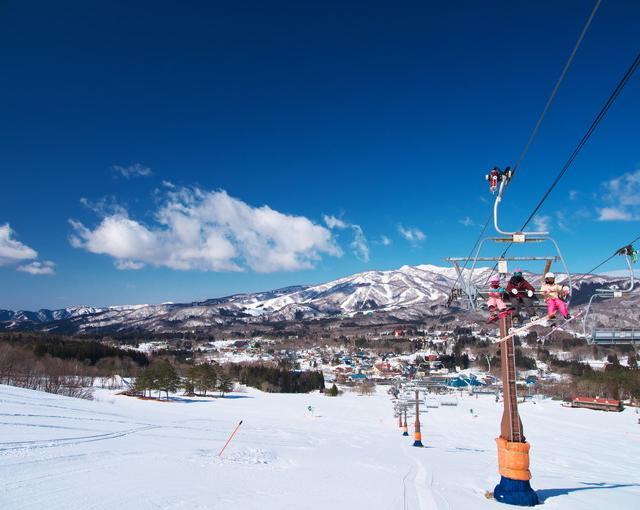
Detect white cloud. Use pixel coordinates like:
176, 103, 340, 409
70, 188, 342, 273
532, 214, 551, 232
0, 224, 38, 265
459, 216, 475, 227
0, 223, 53, 275
323, 215, 369, 262
555, 211, 570, 232
569, 190, 579, 201
18, 260, 55, 275
323, 215, 349, 230
80, 196, 127, 216
112, 163, 153, 179
115, 260, 146, 270
597, 170, 640, 221
398, 225, 426, 244
349, 225, 370, 262
380, 235, 392, 246
597, 207, 632, 221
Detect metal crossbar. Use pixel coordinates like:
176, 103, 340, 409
446, 256, 559, 262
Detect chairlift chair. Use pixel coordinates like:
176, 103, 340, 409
446, 171, 572, 315
582, 248, 639, 348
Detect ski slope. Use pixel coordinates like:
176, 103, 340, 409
1, 384, 639, 509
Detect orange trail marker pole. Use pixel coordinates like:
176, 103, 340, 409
218, 420, 243, 457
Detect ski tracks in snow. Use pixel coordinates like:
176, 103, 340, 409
0, 424, 160, 452
399, 445, 451, 510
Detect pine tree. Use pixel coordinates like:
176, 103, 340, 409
156, 361, 180, 399
326, 383, 339, 397
217, 371, 233, 397
134, 368, 152, 397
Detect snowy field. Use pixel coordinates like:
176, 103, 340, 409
1, 385, 639, 509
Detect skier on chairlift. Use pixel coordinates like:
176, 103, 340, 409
541, 272, 571, 322
485, 166, 512, 194
618, 244, 638, 264
506, 269, 537, 323
486, 275, 509, 324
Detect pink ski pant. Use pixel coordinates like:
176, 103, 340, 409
487, 297, 507, 311
546, 298, 568, 317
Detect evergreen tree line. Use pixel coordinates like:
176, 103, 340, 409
134, 361, 180, 399
133, 362, 233, 399
575, 359, 640, 401
184, 363, 233, 397
227, 363, 325, 393
0, 332, 149, 367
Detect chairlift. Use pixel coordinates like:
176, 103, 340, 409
582, 247, 639, 348
446, 170, 572, 314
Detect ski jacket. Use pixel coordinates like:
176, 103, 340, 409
541, 283, 569, 301
487, 288, 506, 299
506, 278, 535, 296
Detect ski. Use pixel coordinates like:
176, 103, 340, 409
538, 311, 584, 342
495, 315, 549, 343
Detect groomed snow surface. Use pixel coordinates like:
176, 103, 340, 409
1, 385, 639, 509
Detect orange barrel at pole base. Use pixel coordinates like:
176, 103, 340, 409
495, 437, 531, 481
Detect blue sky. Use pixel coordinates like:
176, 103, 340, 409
1, 0, 639, 310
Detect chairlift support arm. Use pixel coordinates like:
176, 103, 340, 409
494, 178, 547, 236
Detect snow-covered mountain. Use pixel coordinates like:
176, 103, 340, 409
0, 264, 635, 333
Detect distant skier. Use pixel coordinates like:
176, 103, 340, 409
486, 275, 509, 323
506, 269, 537, 322
541, 272, 571, 321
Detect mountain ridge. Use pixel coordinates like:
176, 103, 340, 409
1, 264, 635, 334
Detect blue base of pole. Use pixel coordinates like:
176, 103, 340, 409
402, 432, 409, 436
493, 476, 539, 506
412, 440, 423, 447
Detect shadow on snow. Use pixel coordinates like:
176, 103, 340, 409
537, 482, 640, 503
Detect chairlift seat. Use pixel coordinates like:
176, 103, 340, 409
590, 329, 640, 345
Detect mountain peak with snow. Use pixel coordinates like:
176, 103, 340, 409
0, 263, 634, 334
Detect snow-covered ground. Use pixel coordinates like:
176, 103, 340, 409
1, 385, 639, 509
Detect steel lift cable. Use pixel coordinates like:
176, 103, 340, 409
448, 0, 602, 299
572, 234, 640, 285
484, 50, 640, 285
509, 0, 603, 179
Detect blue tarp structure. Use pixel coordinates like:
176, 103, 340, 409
447, 375, 484, 388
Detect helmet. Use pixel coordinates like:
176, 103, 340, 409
513, 269, 523, 276
545, 272, 555, 279
489, 275, 500, 284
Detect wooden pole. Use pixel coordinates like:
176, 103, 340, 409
493, 303, 538, 505
414, 390, 420, 434
413, 390, 423, 447
499, 316, 524, 442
